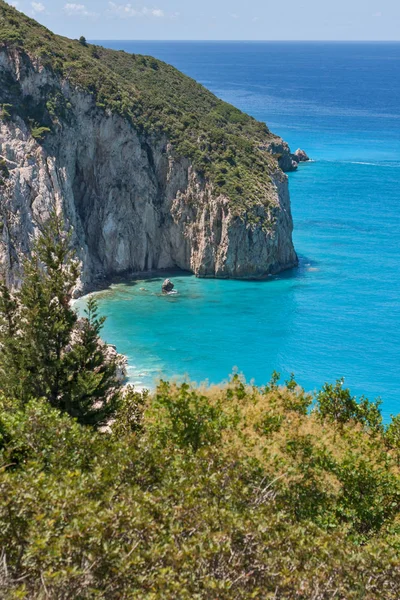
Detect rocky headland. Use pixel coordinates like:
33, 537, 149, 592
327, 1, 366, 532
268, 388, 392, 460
0, 1, 299, 294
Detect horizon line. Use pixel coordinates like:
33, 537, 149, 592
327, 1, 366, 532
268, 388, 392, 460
88, 39, 400, 43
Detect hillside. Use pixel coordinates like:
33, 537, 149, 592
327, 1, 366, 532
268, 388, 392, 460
0, 0, 296, 207
0, 1, 298, 291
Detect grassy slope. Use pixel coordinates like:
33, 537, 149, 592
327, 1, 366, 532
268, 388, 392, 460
0, 0, 280, 217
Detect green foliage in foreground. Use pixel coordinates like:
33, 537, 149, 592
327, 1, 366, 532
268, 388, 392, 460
0, 373, 399, 599
0, 0, 280, 216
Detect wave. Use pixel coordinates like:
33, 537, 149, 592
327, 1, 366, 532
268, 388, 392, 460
347, 161, 400, 168
315, 160, 400, 169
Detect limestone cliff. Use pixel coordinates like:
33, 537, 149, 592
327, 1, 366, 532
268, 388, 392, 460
0, 3, 298, 292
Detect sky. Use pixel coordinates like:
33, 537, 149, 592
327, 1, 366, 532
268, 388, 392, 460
6, 0, 400, 41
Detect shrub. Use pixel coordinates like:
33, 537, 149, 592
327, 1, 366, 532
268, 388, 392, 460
0, 377, 399, 598
0, 103, 12, 120
30, 123, 51, 140
0, 158, 9, 184
386, 414, 400, 465
0, 26, 22, 45
316, 378, 382, 431
152, 381, 227, 451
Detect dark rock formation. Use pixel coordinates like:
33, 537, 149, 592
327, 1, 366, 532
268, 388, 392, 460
265, 139, 299, 172
293, 148, 311, 163
162, 279, 175, 294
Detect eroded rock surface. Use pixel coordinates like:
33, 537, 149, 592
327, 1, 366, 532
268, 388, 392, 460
0, 49, 298, 293
293, 148, 311, 163
162, 279, 175, 294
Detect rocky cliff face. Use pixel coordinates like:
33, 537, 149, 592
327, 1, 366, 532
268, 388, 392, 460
0, 48, 298, 293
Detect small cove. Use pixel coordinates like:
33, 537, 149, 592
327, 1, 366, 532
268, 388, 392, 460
77, 41, 400, 420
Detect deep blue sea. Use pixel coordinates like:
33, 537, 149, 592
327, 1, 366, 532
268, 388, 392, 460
80, 42, 400, 418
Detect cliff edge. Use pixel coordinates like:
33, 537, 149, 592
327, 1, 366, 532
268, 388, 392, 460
0, 1, 298, 292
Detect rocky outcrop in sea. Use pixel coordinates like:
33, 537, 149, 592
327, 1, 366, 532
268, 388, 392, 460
293, 148, 311, 163
162, 279, 175, 294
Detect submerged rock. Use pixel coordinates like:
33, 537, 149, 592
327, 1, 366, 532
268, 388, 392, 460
162, 279, 174, 294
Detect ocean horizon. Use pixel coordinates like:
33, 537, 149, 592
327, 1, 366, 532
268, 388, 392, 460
91, 39, 400, 43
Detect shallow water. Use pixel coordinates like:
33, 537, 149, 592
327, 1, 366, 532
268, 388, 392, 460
77, 42, 400, 419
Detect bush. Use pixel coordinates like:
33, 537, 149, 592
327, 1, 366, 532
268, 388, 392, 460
316, 378, 383, 431
30, 123, 51, 140
0, 158, 9, 186
0, 103, 12, 120
151, 380, 227, 451
386, 414, 400, 465
0, 377, 399, 598
0, 26, 22, 45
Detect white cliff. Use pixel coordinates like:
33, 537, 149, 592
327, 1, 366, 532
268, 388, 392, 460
0, 48, 298, 293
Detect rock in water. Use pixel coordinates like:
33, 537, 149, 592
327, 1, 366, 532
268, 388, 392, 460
293, 148, 311, 163
162, 279, 174, 294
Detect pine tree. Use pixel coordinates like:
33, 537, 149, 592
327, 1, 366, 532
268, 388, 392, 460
0, 280, 21, 399
16, 212, 79, 405
0, 212, 121, 426
61, 296, 121, 426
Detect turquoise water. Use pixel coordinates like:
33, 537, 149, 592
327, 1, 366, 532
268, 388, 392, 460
79, 42, 400, 418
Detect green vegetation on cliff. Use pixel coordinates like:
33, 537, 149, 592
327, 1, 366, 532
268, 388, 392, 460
0, 217, 399, 598
0, 0, 280, 215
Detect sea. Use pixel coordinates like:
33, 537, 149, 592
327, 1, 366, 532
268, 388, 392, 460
78, 41, 400, 419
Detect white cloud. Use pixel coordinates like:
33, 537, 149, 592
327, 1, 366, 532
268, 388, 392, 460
231, 13, 239, 20
31, 2, 45, 13
150, 8, 164, 17
108, 2, 137, 17
108, 3, 165, 18
372, 11, 382, 17
63, 3, 97, 17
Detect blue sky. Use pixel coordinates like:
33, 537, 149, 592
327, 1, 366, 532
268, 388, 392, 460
7, 0, 399, 41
